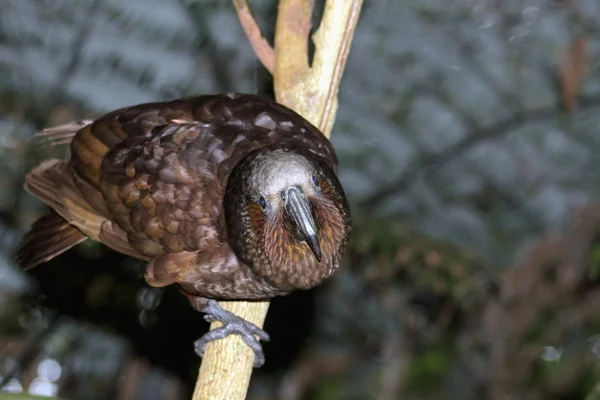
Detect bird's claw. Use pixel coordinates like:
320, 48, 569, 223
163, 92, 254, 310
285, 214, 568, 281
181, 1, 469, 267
194, 300, 270, 368
203, 314, 217, 323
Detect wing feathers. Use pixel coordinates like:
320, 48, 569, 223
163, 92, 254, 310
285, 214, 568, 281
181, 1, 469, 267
99, 221, 147, 260
36, 119, 93, 146
21, 158, 142, 263
24, 159, 71, 215
24, 159, 101, 236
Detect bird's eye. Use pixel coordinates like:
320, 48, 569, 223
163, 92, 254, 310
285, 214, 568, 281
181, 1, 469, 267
312, 175, 320, 188
258, 196, 267, 210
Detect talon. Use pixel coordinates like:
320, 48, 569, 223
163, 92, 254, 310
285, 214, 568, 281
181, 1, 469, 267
194, 300, 270, 368
203, 314, 217, 323
194, 338, 207, 357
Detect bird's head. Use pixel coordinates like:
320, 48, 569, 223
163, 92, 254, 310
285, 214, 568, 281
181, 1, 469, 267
224, 146, 351, 291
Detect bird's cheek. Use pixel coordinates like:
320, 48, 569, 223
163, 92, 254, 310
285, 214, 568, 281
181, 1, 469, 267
316, 177, 335, 198
314, 200, 346, 252
247, 203, 266, 236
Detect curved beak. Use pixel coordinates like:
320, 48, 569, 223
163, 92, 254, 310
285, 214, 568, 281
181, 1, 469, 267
283, 186, 322, 262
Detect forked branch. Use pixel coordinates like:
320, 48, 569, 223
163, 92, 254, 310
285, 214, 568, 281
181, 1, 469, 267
274, 0, 364, 136
233, 0, 275, 73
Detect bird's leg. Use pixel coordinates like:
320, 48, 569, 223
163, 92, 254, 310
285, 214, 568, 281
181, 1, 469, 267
191, 298, 270, 368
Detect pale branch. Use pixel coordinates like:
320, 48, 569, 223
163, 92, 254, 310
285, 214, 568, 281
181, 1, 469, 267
311, 0, 363, 134
273, 0, 312, 108
191, 300, 270, 400
274, 0, 364, 136
233, 0, 275, 73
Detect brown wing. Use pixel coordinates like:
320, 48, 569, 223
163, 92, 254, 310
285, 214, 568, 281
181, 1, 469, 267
22, 159, 105, 241
69, 94, 337, 260
18, 94, 337, 282
14, 157, 140, 269
97, 119, 224, 257
36, 119, 94, 146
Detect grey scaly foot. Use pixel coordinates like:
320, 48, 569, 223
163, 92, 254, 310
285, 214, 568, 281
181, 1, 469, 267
194, 300, 270, 368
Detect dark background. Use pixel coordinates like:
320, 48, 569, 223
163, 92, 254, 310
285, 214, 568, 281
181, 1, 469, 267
1, 1, 600, 399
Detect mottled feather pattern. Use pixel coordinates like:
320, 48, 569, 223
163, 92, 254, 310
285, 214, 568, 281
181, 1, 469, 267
67, 95, 337, 260
16, 93, 351, 368
24, 159, 105, 242
17, 93, 350, 301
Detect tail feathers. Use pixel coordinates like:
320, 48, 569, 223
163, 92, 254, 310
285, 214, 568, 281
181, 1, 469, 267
36, 119, 94, 146
15, 211, 87, 270
24, 159, 70, 214
22, 158, 143, 262
24, 159, 104, 241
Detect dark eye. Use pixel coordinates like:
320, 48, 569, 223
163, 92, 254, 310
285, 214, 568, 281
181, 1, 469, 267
312, 175, 320, 188
258, 196, 267, 210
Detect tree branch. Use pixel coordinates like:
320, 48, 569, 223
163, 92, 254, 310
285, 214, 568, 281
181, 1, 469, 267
191, 300, 270, 400
274, 0, 364, 135
233, 0, 275, 73
273, 0, 312, 105
192, 1, 363, 399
